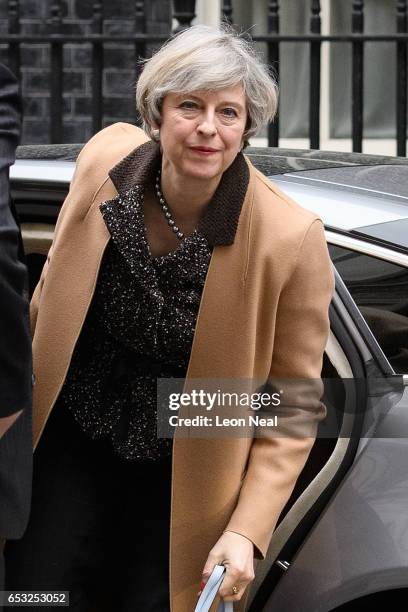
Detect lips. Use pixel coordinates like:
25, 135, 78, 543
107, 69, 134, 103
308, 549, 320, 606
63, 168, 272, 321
190, 146, 220, 155
191, 146, 219, 152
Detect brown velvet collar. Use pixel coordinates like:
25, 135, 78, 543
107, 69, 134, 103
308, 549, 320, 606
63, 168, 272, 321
108, 139, 249, 246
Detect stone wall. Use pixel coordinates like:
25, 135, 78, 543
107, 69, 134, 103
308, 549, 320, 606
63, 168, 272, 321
0, 0, 171, 144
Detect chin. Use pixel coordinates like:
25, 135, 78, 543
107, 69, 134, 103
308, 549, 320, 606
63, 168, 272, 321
183, 163, 223, 182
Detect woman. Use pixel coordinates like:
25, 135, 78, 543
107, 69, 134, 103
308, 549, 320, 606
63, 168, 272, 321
5, 24, 334, 611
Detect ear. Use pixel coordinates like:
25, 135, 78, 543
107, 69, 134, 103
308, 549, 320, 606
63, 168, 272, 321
149, 115, 161, 142
151, 128, 160, 142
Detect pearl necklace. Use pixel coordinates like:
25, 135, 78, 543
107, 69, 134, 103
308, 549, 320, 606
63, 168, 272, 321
155, 170, 184, 240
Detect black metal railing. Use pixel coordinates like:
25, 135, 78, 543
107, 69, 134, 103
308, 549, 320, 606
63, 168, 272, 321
228, 0, 407, 155
2, 0, 408, 155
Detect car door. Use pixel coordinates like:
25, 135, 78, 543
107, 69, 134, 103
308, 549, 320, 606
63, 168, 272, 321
251, 236, 408, 612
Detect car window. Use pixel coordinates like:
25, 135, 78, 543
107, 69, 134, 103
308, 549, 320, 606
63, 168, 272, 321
328, 244, 408, 374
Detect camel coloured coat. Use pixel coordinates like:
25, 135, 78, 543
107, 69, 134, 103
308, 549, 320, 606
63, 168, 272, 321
30, 123, 334, 611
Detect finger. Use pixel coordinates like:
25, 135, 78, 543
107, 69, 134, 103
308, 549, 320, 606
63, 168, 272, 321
220, 575, 252, 602
219, 568, 254, 600
201, 555, 218, 583
220, 584, 246, 603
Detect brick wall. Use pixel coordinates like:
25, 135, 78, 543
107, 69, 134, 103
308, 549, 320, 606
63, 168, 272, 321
0, 0, 171, 144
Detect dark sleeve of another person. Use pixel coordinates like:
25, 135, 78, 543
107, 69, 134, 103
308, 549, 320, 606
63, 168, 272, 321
0, 63, 32, 418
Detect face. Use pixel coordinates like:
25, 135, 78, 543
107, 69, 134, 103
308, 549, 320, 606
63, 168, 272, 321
157, 84, 247, 185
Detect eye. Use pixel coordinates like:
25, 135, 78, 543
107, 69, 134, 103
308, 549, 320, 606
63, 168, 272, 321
179, 100, 198, 110
221, 107, 238, 118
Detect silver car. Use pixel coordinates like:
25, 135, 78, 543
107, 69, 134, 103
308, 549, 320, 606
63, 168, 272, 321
11, 145, 408, 611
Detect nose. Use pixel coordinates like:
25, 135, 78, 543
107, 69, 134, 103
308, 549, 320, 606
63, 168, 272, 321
196, 110, 217, 137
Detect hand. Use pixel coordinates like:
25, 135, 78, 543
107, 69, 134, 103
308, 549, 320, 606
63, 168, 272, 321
200, 531, 255, 603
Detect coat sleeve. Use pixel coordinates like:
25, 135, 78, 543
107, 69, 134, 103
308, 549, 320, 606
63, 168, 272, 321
223, 219, 335, 559
0, 63, 32, 418
30, 133, 94, 335
30, 189, 71, 336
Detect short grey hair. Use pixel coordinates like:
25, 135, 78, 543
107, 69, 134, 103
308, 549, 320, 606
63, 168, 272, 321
136, 24, 278, 144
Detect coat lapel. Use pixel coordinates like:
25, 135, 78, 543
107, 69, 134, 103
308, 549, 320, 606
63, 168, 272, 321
170, 169, 256, 611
